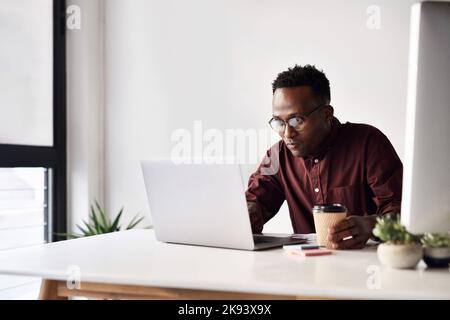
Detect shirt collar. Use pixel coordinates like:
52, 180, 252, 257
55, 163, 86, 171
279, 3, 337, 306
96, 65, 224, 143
305, 116, 341, 161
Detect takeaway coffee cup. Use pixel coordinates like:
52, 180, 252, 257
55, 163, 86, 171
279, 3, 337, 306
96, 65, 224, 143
313, 204, 347, 249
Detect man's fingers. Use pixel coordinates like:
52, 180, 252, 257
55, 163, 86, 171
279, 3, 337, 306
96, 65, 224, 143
328, 218, 354, 234
327, 227, 358, 243
331, 235, 366, 250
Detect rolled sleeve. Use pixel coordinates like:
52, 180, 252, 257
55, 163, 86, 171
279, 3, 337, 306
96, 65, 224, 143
245, 145, 285, 231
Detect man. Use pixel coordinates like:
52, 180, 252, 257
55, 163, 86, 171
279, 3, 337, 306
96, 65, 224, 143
246, 65, 403, 249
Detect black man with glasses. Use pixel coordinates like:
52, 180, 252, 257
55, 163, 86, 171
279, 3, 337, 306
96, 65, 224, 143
245, 65, 403, 249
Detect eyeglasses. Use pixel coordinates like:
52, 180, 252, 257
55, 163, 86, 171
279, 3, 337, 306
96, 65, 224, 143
268, 104, 327, 133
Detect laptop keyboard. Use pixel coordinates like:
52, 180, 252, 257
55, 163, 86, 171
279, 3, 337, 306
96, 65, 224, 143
253, 235, 290, 244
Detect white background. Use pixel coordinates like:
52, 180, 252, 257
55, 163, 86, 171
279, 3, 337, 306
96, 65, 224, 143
101, 0, 417, 232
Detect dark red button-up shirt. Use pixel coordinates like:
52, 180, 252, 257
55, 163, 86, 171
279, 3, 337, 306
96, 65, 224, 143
245, 117, 403, 234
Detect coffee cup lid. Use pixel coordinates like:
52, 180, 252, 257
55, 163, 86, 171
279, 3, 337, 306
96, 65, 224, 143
313, 203, 347, 213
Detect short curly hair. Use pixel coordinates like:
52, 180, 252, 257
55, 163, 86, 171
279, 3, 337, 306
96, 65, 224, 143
272, 64, 331, 104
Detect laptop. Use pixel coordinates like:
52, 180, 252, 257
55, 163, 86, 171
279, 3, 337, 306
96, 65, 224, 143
141, 160, 305, 250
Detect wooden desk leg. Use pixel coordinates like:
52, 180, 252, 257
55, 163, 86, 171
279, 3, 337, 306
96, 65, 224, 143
39, 280, 67, 300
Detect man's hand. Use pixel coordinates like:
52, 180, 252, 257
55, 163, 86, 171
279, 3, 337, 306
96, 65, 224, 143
327, 215, 377, 249
246, 201, 266, 234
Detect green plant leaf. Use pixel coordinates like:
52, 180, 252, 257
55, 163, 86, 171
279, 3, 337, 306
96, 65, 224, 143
372, 214, 419, 245
126, 214, 145, 230
421, 232, 450, 247
85, 219, 99, 235
76, 223, 91, 236
63, 201, 147, 239
90, 205, 103, 234
95, 200, 110, 229
111, 207, 124, 232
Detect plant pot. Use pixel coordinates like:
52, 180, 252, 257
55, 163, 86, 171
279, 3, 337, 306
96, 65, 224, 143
377, 243, 423, 269
423, 247, 450, 268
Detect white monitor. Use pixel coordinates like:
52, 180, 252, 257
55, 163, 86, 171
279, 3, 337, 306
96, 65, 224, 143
401, 1, 450, 233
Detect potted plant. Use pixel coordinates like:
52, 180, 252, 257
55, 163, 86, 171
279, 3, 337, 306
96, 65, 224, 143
421, 232, 450, 268
373, 214, 423, 269
59, 201, 151, 239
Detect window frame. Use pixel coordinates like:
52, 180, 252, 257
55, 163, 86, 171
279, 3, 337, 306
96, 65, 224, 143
0, 0, 67, 242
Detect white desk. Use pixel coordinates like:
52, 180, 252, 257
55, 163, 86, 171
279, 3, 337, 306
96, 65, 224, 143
0, 230, 448, 300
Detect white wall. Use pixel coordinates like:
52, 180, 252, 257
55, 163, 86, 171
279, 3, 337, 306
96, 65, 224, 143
66, 0, 104, 232
103, 0, 419, 232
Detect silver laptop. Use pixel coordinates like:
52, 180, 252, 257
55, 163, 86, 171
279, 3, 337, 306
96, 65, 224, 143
141, 160, 305, 250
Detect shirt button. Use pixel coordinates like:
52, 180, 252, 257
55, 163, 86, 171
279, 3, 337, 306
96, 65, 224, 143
314, 188, 320, 193
314, 159, 319, 164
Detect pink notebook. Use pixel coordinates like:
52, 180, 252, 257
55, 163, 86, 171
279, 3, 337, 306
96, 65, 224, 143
288, 248, 332, 257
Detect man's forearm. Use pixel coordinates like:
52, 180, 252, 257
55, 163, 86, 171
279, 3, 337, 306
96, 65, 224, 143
246, 201, 272, 234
